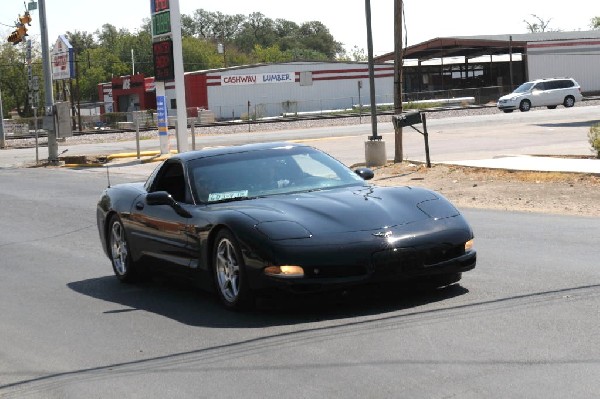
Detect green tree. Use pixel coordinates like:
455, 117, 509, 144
0, 42, 34, 117
250, 44, 292, 63
65, 30, 97, 54
235, 12, 278, 52
75, 47, 129, 101
591, 17, 600, 29
182, 36, 224, 70
297, 21, 343, 59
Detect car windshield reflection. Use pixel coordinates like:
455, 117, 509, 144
188, 146, 367, 204
513, 82, 534, 93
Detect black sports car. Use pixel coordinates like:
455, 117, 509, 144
97, 142, 476, 310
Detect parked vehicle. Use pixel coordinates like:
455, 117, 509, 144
497, 77, 583, 113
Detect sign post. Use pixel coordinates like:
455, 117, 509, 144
150, 0, 188, 153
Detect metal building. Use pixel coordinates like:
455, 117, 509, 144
376, 30, 600, 97
167, 62, 394, 120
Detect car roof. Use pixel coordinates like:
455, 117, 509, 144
528, 77, 577, 83
170, 141, 311, 162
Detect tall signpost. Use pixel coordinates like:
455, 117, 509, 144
150, 0, 188, 154
39, 0, 57, 164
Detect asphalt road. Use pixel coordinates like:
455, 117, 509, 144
1, 166, 599, 398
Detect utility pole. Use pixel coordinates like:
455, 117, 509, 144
393, 0, 404, 163
39, 0, 57, 164
0, 86, 5, 149
363, 0, 386, 167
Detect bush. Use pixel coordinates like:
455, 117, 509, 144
589, 123, 600, 158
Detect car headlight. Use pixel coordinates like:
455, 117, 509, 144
465, 239, 474, 252
264, 265, 304, 277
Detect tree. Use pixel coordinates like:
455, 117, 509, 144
0, 42, 35, 117
297, 21, 343, 59
65, 30, 96, 54
591, 17, 600, 30
524, 14, 553, 32
250, 44, 292, 63
181, 36, 224, 70
235, 12, 277, 52
337, 45, 367, 62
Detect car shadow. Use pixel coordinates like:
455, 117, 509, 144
535, 119, 600, 128
67, 275, 469, 328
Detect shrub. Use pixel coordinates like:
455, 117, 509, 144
589, 123, 600, 158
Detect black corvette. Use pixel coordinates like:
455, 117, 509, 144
97, 142, 476, 310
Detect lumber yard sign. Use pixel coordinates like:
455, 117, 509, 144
221, 72, 295, 86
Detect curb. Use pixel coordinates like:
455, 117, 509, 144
61, 150, 177, 168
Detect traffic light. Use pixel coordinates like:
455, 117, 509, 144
7, 30, 23, 45
6, 11, 31, 45
19, 12, 32, 26
17, 24, 28, 38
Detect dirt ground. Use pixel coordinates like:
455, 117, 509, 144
372, 162, 600, 217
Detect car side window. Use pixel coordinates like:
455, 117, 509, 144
151, 161, 190, 203
559, 80, 574, 89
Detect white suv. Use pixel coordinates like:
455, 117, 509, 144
497, 77, 583, 113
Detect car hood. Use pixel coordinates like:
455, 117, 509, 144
498, 92, 524, 101
233, 185, 458, 236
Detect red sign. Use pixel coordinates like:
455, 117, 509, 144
153, 0, 169, 13
153, 39, 174, 81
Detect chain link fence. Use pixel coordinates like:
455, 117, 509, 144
3, 85, 515, 135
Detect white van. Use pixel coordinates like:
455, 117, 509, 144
497, 77, 583, 113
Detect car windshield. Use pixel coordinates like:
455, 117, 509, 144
513, 82, 534, 93
188, 146, 367, 203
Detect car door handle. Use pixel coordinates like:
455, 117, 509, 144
135, 201, 144, 210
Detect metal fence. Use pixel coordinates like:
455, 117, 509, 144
3, 85, 515, 135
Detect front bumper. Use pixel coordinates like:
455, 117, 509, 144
497, 100, 517, 110
251, 248, 477, 294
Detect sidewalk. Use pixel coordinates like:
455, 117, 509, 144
441, 155, 600, 174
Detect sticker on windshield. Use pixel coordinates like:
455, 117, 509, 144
208, 190, 249, 202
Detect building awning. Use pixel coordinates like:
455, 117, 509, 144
375, 37, 527, 62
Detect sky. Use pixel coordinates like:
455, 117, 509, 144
2, 1, 598, 56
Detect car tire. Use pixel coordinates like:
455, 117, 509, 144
547, 105, 557, 109
519, 100, 531, 112
563, 96, 575, 108
502, 110, 513, 113
212, 229, 255, 310
108, 215, 141, 283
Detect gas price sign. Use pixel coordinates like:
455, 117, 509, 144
153, 39, 174, 81
151, 0, 169, 13
151, 0, 171, 36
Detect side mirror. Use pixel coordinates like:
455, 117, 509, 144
354, 167, 374, 180
146, 191, 192, 218
146, 191, 173, 206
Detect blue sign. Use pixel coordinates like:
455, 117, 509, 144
156, 95, 168, 136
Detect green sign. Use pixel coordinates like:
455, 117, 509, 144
152, 11, 171, 36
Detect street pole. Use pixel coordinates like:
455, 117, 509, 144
363, 0, 386, 167
393, 0, 404, 163
365, 0, 379, 141
170, 0, 188, 153
0, 86, 5, 149
38, 0, 57, 164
